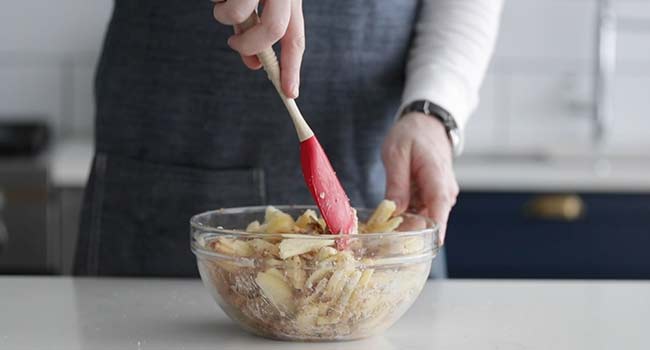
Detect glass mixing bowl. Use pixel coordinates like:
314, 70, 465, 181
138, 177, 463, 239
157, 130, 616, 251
190, 205, 440, 341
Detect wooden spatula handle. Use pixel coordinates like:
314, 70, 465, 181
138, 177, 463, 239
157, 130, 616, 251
238, 12, 314, 142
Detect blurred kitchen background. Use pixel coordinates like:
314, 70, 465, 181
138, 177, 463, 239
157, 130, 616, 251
0, 1, 648, 277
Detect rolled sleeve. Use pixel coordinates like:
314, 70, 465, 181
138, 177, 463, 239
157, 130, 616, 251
401, 0, 503, 152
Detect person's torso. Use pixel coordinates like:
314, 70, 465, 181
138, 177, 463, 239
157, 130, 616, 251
95, 0, 419, 205
77, 0, 421, 276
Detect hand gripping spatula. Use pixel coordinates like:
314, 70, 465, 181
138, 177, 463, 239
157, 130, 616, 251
238, 12, 357, 238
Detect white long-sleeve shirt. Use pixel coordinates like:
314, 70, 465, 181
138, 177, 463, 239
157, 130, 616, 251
402, 0, 503, 152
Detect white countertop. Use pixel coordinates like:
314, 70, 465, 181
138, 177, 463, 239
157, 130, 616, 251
1, 277, 649, 349
49, 140, 650, 191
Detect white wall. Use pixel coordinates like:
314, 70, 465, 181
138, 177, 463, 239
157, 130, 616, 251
0, 0, 648, 155
465, 0, 650, 157
0, 1, 113, 137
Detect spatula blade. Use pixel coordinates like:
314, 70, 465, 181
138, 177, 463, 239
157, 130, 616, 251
300, 136, 357, 235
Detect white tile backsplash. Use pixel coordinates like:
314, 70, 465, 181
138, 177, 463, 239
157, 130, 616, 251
463, 74, 498, 153
70, 63, 96, 136
506, 72, 594, 151
0, 0, 648, 157
618, 31, 650, 62
616, 1, 650, 21
609, 73, 650, 152
0, 1, 111, 138
617, 1, 650, 63
494, 0, 597, 63
0, 65, 63, 128
0, 1, 112, 54
462, 0, 650, 157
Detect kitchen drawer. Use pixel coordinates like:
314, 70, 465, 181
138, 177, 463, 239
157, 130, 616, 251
446, 192, 650, 279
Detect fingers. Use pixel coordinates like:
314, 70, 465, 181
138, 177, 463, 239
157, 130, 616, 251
228, 0, 292, 56
213, 0, 261, 69
413, 158, 459, 244
213, 0, 259, 25
421, 192, 453, 244
240, 54, 262, 70
382, 140, 412, 215
410, 136, 458, 242
214, 0, 303, 83
280, 0, 305, 98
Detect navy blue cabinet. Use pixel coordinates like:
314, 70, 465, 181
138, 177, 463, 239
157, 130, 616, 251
445, 192, 650, 279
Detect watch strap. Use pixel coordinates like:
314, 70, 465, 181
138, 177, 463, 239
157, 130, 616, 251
400, 100, 461, 155
400, 100, 458, 132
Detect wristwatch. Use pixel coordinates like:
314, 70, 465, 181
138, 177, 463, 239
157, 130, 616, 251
400, 99, 461, 155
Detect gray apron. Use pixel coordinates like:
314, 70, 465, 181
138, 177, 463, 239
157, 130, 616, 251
75, 0, 446, 277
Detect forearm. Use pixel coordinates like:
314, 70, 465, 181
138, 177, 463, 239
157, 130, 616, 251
402, 0, 503, 151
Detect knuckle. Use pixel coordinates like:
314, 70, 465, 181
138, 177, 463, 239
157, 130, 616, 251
449, 191, 458, 206
287, 34, 305, 53
386, 175, 407, 189
215, 2, 250, 24
431, 191, 455, 206
450, 180, 460, 197
213, 5, 224, 22
444, 180, 459, 198
382, 142, 407, 162
225, 5, 250, 24
266, 21, 287, 41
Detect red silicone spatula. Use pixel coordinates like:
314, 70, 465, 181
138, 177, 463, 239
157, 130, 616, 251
238, 13, 357, 235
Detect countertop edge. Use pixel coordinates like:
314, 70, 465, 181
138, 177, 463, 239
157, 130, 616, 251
48, 141, 650, 192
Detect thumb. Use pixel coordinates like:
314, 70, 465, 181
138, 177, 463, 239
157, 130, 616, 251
382, 143, 411, 214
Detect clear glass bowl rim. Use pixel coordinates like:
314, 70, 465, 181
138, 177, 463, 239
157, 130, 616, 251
191, 205, 440, 271
191, 205, 440, 249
